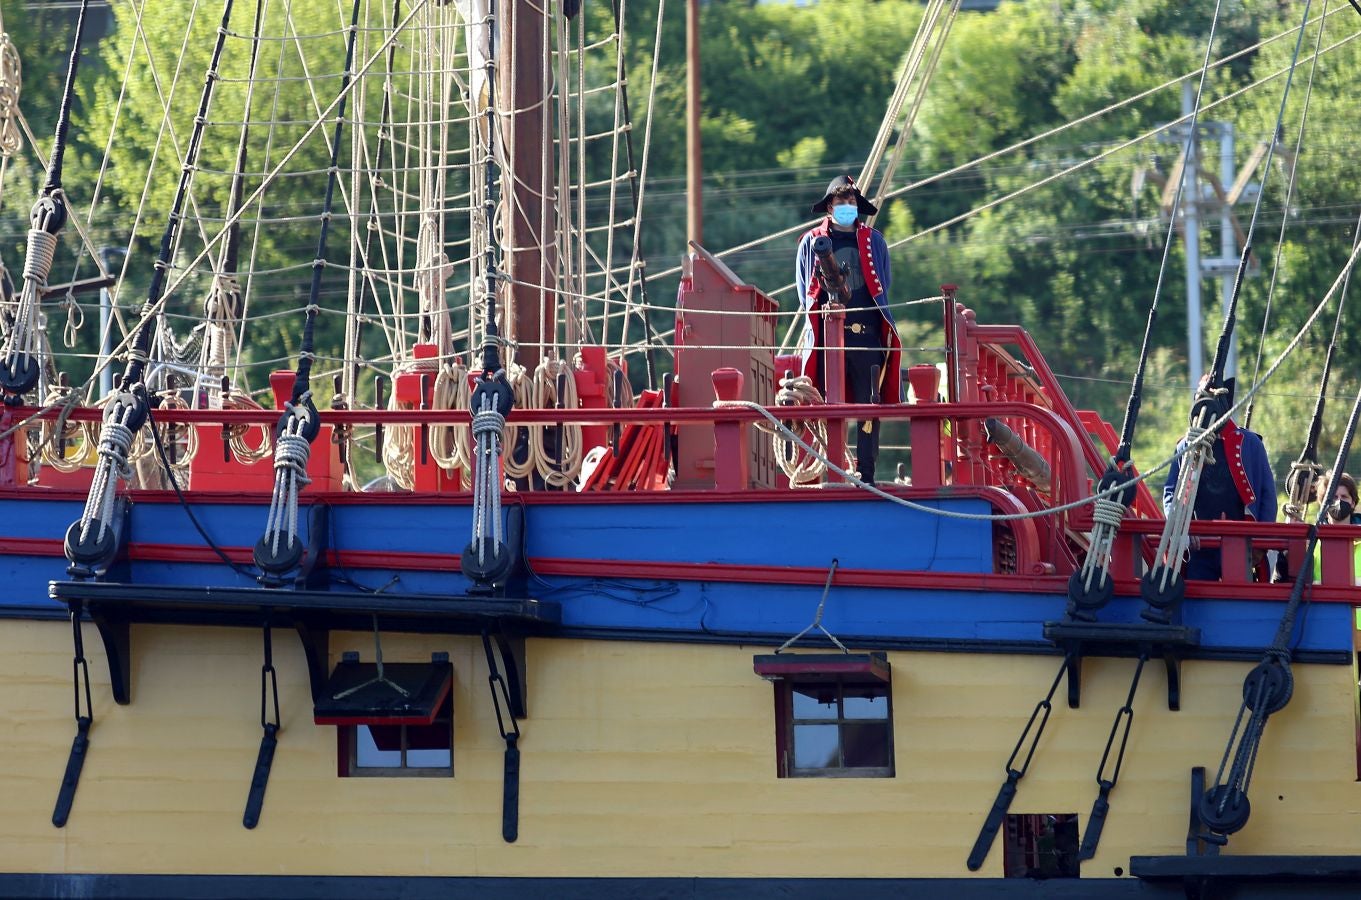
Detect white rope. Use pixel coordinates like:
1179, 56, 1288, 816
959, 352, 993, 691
77, 395, 140, 544
262, 395, 314, 555
0, 30, 22, 157
470, 385, 506, 563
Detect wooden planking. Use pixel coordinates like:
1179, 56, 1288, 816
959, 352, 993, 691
2, 620, 1361, 879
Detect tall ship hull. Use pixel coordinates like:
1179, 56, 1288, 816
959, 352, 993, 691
2, 0, 1361, 896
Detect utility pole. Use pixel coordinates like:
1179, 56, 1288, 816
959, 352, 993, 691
685, 0, 702, 246
1155, 83, 1259, 392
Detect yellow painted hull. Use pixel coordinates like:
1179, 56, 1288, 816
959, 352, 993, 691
1, 619, 1358, 880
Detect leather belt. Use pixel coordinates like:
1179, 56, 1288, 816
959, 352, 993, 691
845, 322, 870, 335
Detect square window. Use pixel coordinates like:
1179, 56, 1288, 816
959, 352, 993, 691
339, 693, 453, 778
776, 678, 894, 778
1002, 813, 1080, 879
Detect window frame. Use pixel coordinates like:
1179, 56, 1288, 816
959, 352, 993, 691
337, 694, 454, 778
775, 677, 895, 779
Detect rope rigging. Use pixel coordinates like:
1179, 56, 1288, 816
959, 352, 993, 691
65, 0, 240, 571
254, 0, 365, 579
1242, 0, 1332, 433
1277, 203, 1361, 531
1066, 0, 1228, 622
0, 0, 91, 399
461, 0, 515, 592
1199, 376, 1361, 841
1141, 0, 1320, 624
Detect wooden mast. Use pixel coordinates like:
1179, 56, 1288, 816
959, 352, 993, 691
499, 0, 552, 371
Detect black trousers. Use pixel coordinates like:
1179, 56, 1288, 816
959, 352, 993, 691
844, 348, 883, 482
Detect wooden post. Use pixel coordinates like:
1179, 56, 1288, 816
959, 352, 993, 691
500, 0, 551, 372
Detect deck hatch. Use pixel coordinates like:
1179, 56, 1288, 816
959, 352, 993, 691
752, 651, 890, 682
314, 656, 453, 726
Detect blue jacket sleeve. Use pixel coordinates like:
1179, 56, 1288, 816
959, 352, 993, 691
1242, 431, 1277, 522
1163, 443, 1183, 516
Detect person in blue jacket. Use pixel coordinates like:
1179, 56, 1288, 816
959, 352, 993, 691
1163, 379, 1277, 580
795, 175, 902, 483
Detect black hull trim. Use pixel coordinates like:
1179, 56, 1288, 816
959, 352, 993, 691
0, 604, 1350, 666
4, 872, 1360, 899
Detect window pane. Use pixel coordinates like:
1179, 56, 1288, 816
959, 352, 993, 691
407, 721, 452, 751
841, 722, 892, 768
405, 747, 452, 768
355, 726, 402, 768
791, 684, 838, 719
793, 724, 839, 769
842, 685, 890, 719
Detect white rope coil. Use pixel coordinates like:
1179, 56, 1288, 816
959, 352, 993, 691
0, 32, 21, 157
764, 373, 837, 488
429, 360, 472, 482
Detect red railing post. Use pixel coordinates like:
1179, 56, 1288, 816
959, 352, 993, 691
906, 364, 942, 489
712, 367, 748, 491
823, 303, 847, 484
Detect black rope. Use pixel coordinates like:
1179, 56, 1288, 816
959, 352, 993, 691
1276, 203, 1359, 527
147, 403, 258, 580
1201, 376, 1361, 839
967, 655, 1070, 870
1203, 0, 1317, 404
293, 0, 364, 402
219, 0, 268, 277
345, 0, 402, 396
43, 0, 91, 195
1077, 654, 1147, 860
121, 0, 239, 391
1244, 1, 1331, 430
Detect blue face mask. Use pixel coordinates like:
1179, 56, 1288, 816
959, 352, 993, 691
830, 203, 859, 227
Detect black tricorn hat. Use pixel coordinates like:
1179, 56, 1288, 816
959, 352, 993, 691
810, 174, 878, 216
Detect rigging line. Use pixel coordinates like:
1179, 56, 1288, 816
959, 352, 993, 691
863, 0, 956, 209
126, 0, 227, 294
622, 0, 664, 362
609, 0, 661, 385
858, 0, 945, 197
888, 25, 1361, 258
1201, 376, 1361, 840
1243, 0, 1330, 430
200, 0, 269, 402
644, 5, 1356, 287
1279, 203, 1361, 525
1205, 0, 1320, 395
291, 0, 365, 401
118, 0, 240, 391
131, 0, 435, 366
873, 0, 959, 214
1103, 0, 1227, 471
345, 0, 403, 403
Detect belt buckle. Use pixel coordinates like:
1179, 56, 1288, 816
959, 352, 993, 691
847, 322, 866, 335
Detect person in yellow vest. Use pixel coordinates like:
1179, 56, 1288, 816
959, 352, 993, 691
1313, 472, 1361, 584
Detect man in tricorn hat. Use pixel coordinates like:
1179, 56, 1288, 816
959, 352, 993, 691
795, 174, 902, 483
1163, 376, 1276, 580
